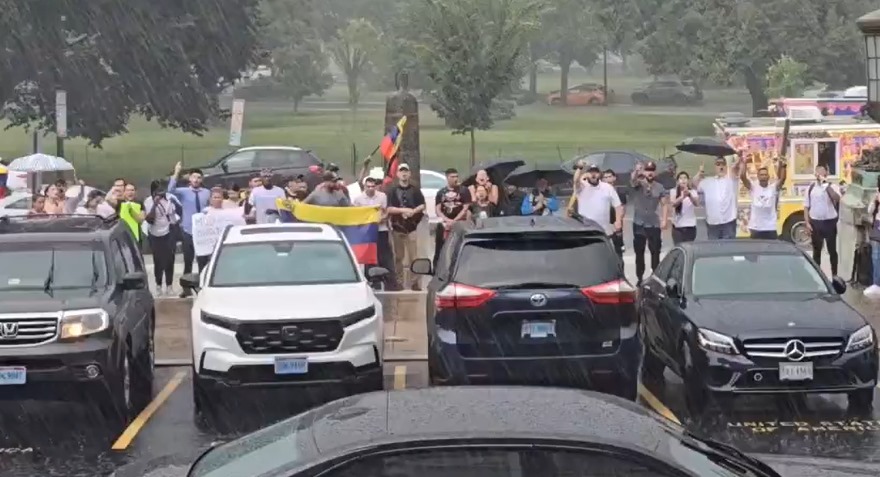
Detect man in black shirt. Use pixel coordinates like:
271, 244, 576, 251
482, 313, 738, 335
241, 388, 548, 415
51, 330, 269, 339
386, 163, 427, 291
434, 168, 470, 266
604, 169, 627, 260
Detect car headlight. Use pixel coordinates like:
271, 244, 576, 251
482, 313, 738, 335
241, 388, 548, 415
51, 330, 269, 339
845, 325, 874, 353
60, 309, 110, 339
200, 312, 240, 332
697, 328, 738, 355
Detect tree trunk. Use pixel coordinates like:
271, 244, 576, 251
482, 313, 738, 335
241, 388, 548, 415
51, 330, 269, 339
559, 51, 572, 106
743, 67, 768, 115
620, 53, 628, 73
347, 72, 359, 106
293, 98, 300, 113
469, 129, 476, 168
528, 64, 538, 95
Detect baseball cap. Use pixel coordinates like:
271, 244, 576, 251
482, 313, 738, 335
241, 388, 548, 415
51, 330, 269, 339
260, 168, 273, 176
586, 163, 601, 172
714, 157, 728, 165
643, 161, 657, 171
397, 163, 411, 171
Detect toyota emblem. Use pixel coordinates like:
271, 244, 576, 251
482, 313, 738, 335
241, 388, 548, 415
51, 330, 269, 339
529, 294, 547, 307
783, 339, 807, 362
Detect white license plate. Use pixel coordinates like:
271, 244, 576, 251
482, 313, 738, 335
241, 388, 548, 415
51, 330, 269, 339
521, 321, 556, 339
0, 366, 26, 385
274, 358, 308, 375
779, 362, 813, 381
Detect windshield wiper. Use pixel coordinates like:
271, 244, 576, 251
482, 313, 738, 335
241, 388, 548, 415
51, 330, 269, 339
680, 430, 782, 476
43, 249, 55, 298
491, 282, 580, 290
89, 251, 100, 296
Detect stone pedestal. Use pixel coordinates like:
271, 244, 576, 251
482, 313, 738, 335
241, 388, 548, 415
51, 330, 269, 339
840, 168, 880, 281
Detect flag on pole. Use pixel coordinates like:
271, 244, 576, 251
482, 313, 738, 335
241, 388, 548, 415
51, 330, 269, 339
380, 116, 407, 161
276, 199, 380, 264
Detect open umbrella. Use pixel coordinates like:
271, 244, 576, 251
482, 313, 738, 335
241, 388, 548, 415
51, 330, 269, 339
7, 153, 75, 172
504, 163, 573, 188
463, 158, 525, 186
675, 137, 736, 157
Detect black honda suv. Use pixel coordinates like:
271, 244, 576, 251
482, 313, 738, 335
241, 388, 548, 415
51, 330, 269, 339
0, 215, 155, 427
411, 216, 640, 400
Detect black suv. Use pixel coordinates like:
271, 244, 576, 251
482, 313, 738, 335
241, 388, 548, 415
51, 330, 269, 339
193, 146, 322, 189
0, 215, 155, 426
411, 216, 641, 400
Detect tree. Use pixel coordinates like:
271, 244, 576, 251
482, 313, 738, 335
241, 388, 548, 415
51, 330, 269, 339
327, 19, 381, 106
0, 1, 262, 146
262, 0, 332, 111
765, 56, 809, 99
408, 0, 542, 165
540, 0, 603, 105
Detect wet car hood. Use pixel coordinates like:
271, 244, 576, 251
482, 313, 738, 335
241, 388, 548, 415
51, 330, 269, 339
198, 283, 375, 320
685, 294, 867, 338
0, 288, 105, 314
759, 454, 880, 476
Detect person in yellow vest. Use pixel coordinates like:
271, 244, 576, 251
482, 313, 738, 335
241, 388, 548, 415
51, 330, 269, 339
119, 183, 145, 243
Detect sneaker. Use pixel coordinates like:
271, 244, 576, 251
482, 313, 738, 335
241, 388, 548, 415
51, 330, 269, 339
864, 285, 880, 297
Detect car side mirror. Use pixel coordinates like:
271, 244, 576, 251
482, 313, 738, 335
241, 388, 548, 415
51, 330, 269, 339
180, 273, 201, 293
665, 278, 681, 298
831, 276, 847, 294
220, 161, 229, 173
120, 271, 147, 290
410, 258, 433, 275
366, 267, 389, 282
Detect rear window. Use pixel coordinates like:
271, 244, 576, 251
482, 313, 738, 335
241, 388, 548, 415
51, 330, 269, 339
453, 237, 618, 288
692, 254, 828, 296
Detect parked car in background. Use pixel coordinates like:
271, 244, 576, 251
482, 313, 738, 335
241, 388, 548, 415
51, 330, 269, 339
186, 146, 323, 189
348, 168, 446, 224
0, 186, 103, 217
631, 79, 702, 106
547, 83, 612, 106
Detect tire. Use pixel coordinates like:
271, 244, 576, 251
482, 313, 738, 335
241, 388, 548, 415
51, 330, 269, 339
612, 376, 639, 401
192, 372, 211, 415
631, 93, 647, 105
428, 347, 451, 386
642, 347, 666, 383
673, 94, 689, 106
549, 98, 561, 106
587, 97, 600, 106
98, 346, 141, 430
680, 341, 708, 415
848, 388, 875, 410
131, 320, 155, 413
782, 212, 810, 249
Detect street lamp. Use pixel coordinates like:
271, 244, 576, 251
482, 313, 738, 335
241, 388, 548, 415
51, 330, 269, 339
858, 9, 880, 122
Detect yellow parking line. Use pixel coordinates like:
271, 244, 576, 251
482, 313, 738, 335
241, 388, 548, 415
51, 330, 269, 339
637, 383, 681, 425
111, 370, 187, 451
393, 365, 407, 390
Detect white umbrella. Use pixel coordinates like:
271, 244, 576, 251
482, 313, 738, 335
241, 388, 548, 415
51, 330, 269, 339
7, 153, 74, 172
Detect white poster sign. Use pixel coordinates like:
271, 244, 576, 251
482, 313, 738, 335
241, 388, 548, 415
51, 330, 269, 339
192, 209, 246, 257
55, 90, 67, 138
228, 99, 245, 146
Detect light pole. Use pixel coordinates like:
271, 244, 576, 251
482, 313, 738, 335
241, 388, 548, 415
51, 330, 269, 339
857, 9, 880, 122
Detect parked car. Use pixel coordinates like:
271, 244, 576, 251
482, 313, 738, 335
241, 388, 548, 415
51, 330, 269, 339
348, 168, 447, 224
186, 146, 323, 189
639, 239, 878, 414
547, 83, 611, 106
411, 216, 640, 400
631, 79, 702, 106
0, 215, 155, 427
181, 222, 388, 421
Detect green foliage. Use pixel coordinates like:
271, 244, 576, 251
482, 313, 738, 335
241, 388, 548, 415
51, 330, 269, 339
765, 56, 809, 99
0, 0, 263, 146
540, 0, 602, 102
327, 19, 382, 105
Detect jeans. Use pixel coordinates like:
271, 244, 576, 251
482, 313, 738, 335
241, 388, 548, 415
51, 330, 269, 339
148, 233, 175, 287
706, 220, 737, 239
872, 241, 880, 286
810, 219, 839, 277
750, 230, 778, 240
672, 226, 697, 244
632, 224, 661, 281
181, 232, 196, 274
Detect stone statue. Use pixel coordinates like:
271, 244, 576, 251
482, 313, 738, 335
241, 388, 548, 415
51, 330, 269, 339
384, 72, 421, 185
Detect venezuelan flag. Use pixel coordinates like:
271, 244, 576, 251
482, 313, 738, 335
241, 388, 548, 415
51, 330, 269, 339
380, 116, 407, 161
275, 199, 380, 264
0, 164, 7, 198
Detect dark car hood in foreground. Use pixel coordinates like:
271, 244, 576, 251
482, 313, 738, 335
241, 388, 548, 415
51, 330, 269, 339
0, 288, 105, 314
759, 454, 880, 476
685, 294, 867, 339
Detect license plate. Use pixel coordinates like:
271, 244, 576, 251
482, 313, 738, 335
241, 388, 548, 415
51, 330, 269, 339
779, 362, 813, 381
274, 358, 308, 375
0, 366, 26, 385
521, 321, 556, 339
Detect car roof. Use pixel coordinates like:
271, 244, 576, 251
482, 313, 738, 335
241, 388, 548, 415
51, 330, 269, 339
235, 146, 305, 152
680, 239, 803, 258
455, 215, 606, 236
0, 215, 118, 242
221, 222, 344, 245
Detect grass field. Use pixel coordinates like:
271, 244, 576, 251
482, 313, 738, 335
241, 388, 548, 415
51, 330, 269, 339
0, 104, 718, 188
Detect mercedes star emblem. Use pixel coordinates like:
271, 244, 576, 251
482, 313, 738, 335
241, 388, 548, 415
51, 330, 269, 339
783, 339, 807, 362
529, 294, 548, 307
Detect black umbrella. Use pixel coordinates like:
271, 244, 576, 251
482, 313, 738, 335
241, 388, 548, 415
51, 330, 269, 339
675, 137, 736, 157
504, 163, 573, 188
463, 158, 525, 186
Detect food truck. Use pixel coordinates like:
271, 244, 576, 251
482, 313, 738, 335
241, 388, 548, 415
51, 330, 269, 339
715, 106, 880, 244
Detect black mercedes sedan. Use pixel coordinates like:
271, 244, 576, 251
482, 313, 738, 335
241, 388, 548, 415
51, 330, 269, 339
639, 240, 878, 413
186, 386, 784, 477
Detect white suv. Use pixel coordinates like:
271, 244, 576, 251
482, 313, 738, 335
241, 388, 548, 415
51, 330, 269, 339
180, 223, 386, 416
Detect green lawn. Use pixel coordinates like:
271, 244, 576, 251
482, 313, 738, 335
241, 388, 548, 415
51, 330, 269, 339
0, 103, 716, 188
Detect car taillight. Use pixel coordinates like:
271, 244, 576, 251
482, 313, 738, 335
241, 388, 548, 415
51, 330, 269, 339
435, 283, 496, 309
581, 279, 636, 304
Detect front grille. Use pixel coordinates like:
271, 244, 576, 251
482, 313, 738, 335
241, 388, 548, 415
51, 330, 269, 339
742, 337, 844, 360
236, 320, 344, 354
0, 315, 59, 346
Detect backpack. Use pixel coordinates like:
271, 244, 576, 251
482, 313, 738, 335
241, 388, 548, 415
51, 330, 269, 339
807, 182, 840, 213
851, 242, 874, 287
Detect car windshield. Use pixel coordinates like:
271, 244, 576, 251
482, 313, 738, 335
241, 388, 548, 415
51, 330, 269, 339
210, 241, 359, 287
691, 254, 828, 296
0, 242, 108, 292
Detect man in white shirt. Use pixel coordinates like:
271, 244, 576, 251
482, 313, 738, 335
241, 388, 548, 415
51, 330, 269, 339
804, 164, 841, 277
571, 162, 623, 236
694, 156, 741, 240
353, 177, 391, 289
740, 158, 786, 239
248, 168, 287, 224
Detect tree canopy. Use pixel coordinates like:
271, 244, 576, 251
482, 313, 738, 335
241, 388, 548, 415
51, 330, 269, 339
0, 0, 263, 145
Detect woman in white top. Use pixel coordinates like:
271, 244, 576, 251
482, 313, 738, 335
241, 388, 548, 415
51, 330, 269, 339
669, 171, 700, 244
739, 158, 786, 240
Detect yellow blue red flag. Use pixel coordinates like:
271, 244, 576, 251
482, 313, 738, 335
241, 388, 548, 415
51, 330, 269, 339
276, 199, 381, 264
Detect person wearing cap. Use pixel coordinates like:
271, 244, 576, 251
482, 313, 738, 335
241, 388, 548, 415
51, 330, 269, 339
630, 160, 670, 285
247, 168, 287, 223
303, 170, 351, 207
386, 163, 426, 291
434, 168, 470, 266
694, 155, 742, 240
571, 160, 623, 238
